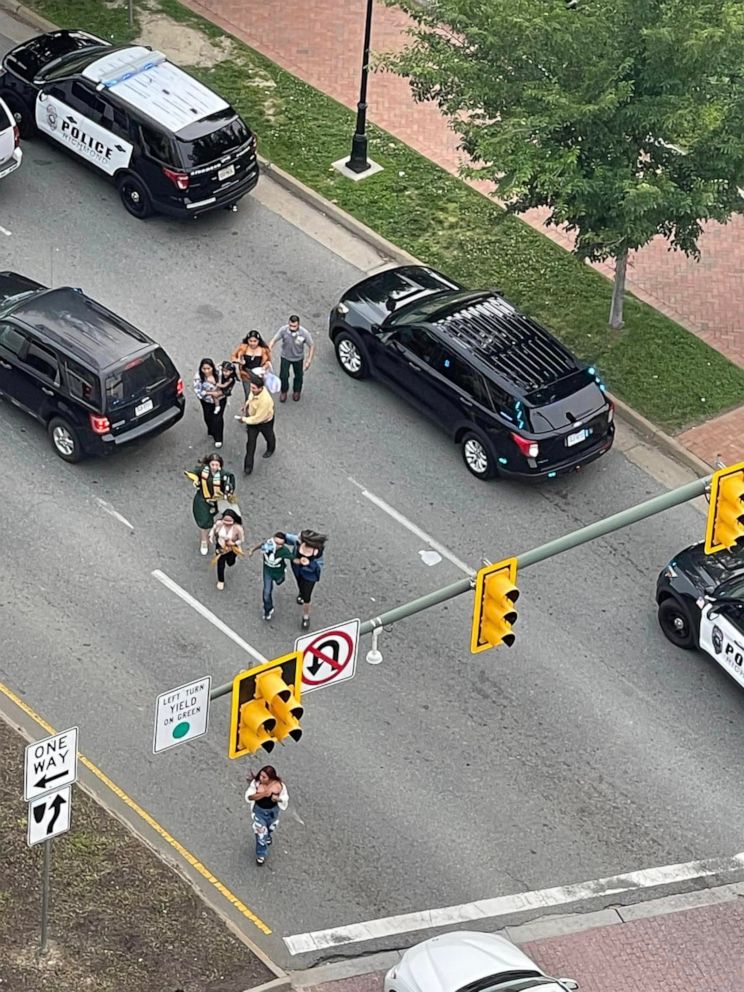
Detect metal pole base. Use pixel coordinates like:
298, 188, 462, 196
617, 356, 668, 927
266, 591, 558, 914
346, 133, 370, 174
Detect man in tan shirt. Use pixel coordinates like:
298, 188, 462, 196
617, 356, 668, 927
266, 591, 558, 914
236, 374, 276, 475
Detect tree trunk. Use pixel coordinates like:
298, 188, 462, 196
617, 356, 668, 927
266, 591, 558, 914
609, 248, 628, 329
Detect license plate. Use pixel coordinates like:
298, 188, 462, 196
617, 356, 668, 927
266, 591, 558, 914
135, 398, 153, 417
566, 428, 589, 447
218, 164, 235, 181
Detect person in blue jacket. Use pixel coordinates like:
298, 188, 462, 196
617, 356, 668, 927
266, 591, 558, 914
290, 530, 327, 630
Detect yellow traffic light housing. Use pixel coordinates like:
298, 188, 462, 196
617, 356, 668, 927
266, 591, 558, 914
471, 557, 519, 653
705, 461, 744, 555
229, 651, 304, 759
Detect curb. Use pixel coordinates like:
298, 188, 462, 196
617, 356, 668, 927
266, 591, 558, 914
0, 0, 717, 477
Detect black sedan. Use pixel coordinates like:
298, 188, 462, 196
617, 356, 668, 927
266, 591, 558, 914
656, 542, 744, 689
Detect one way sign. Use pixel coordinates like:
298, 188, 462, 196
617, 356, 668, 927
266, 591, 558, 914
27, 786, 72, 847
24, 727, 79, 801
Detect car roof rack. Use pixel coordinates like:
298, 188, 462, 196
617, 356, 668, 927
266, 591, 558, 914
434, 294, 580, 394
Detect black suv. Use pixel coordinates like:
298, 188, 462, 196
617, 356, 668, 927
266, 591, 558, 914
0, 271, 185, 462
0, 31, 259, 218
330, 266, 614, 480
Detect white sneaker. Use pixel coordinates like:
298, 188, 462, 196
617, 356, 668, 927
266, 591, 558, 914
215, 441, 223, 448
200, 542, 208, 556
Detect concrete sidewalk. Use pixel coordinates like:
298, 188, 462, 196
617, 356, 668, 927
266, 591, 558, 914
182, 0, 744, 467
291, 884, 744, 991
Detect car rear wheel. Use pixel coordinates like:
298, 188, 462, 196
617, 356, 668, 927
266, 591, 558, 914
462, 432, 496, 480
2, 94, 36, 138
658, 597, 695, 649
334, 330, 369, 379
48, 417, 83, 463
117, 174, 153, 219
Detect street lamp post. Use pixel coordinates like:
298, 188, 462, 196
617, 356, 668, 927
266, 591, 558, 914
346, 0, 375, 173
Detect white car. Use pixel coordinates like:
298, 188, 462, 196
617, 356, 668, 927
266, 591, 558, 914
0, 95, 21, 180
384, 931, 579, 992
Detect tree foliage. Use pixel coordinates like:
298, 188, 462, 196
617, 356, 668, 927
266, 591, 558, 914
382, 0, 744, 325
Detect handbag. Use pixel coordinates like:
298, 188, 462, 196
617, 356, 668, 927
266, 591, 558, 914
264, 371, 281, 394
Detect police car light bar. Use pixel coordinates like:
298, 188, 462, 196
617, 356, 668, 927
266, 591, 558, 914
96, 51, 168, 91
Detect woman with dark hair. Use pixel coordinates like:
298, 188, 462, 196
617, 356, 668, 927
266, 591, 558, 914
209, 507, 245, 591
193, 357, 226, 448
245, 765, 288, 865
231, 331, 272, 399
185, 452, 237, 556
290, 530, 327, 630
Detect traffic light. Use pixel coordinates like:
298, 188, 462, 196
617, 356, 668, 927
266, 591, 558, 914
229, 652, 304, 759
705, 461, 744, 555
470, 557, 519, 654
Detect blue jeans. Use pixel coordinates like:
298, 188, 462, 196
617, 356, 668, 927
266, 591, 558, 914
262, 569, 284, 614
252, 804, 280, 859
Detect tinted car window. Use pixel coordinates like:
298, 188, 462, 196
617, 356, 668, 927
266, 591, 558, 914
70, 81, 106, 121
105, 348, 175, 408
140, 125, 177, 165
24, 341, 59, 381
5, 32, 106, 81
65, 357, 101, 406
0, 321, 26, 356
394, 326, 442, 366
175, 115, 249, 167
436, 347, 493, 407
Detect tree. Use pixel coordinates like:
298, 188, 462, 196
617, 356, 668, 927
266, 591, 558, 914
382, 0, 744, 327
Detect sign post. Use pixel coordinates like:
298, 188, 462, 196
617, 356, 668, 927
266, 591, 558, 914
295, 619, 360, 693
24, 728, 78, 957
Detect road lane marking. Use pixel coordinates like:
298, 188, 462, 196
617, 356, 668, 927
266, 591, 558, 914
96, 496, 134, 530
283, 853, 744, 954
0, 225, 11, 237
152, 569, 267, 665
348, 476, 474, 576
0, 679, 272, 936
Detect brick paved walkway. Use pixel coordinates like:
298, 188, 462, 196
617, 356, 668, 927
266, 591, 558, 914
300, 899, 744, 992
184, 0, 744, 464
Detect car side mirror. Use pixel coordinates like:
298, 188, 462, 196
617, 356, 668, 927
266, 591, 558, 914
559, 980, 579, 991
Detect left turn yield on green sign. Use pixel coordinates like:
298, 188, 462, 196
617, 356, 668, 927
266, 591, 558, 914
153, 677, 212, 754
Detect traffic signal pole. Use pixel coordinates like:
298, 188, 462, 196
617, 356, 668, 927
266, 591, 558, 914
209, 473, 711, 701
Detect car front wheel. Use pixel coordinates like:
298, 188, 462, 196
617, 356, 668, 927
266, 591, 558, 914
334, 330, 369, 379
658, 597, 695, 649
48, 417, 83, 463
461, 432, 496, 480
117, 174, 153, 219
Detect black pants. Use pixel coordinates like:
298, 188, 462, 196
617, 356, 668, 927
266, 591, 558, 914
217, 549, 237, 582
244, 418, 276, 471
200, 399, 224, 444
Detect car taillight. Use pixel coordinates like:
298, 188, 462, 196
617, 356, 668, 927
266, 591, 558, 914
12, 125, 19, 147
607, 400, 615, 423
176, 377, 184, 396
89, 413, 111, 435
511, 432, 539, 459
163, 167, 190, 191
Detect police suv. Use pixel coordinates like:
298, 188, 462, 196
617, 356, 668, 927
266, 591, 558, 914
656, 541, 744, 690
0, 30, 259, 218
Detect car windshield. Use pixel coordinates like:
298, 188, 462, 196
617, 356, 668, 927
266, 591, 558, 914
386, 289, 477, 327
175, 113, 250, 167
715, 573, 744, 601
105, 348, 174, 409
5, 32, 105, 80
0, 290, 37, 317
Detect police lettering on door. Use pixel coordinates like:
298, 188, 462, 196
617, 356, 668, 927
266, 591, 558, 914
35, 96, 132, 176
699, 606, 744, 690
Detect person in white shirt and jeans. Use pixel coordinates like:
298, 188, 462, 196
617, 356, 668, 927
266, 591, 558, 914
245, 766, 289, 865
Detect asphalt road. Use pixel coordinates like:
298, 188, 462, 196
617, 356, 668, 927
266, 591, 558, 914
1, 16, 744, 970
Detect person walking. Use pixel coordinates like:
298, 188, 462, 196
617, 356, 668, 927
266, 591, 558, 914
269, 314, 315, 403
236, 373, 275, 476
209, 507, 245, 591
185, 453, 237, 555
245, 766, 288, 865
248, 531, 297, 620
291, 530, 327, 630
193, 358, 226, 448
231, 331, 272, 399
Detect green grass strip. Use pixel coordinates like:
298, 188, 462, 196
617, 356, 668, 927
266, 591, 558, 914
29, 0, 744, 431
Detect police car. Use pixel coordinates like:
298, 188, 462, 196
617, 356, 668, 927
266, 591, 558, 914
0, 30, 259, 218
656, 541, 744, 689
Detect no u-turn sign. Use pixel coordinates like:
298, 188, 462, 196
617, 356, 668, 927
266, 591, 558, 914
295, 619, 360, 693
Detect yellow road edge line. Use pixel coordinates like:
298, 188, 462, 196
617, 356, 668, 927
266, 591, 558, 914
0, 680, 272, 936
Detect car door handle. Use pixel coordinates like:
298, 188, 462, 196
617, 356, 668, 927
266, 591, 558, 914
42, 387, 55, 396
459, 396, 473, 407
0, 359, 10, 369
407, 361, 420, 371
